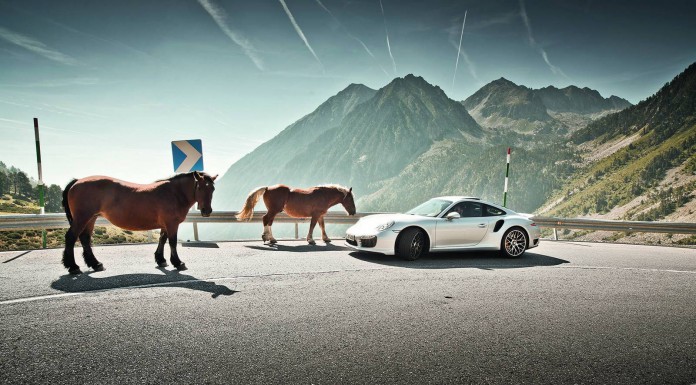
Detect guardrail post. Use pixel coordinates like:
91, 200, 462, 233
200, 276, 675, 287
295, 222, 299, 239
193, 223, 199, 242
553, 228, 558, 241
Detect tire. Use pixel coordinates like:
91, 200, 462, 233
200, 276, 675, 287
500, 227, 528, 258
397, 228, 427, 261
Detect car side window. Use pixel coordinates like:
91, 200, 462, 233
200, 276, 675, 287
484, 205, 506, 216
447, 202, 482, 217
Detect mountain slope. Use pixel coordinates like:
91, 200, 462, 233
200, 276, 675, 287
463, 78, 632, 134
540, 62, 696, 225
213, 83, 376, 210
280, 74, 485, 195
463, 78, 554, 133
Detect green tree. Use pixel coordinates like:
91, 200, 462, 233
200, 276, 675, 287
45, 184, 63, 213
15, 171, 32, 197
0, 171, 8, 195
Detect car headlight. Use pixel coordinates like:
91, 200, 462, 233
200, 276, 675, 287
376, 221, 395, 231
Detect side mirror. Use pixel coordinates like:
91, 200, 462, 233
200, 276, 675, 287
446, 212, 461, 221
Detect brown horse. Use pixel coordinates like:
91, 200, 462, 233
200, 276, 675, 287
236, 184, 356, 244
61, 171, 217, 274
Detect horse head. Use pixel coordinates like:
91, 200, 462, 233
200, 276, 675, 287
193, 171, 218, 217
341, 187, 356, 216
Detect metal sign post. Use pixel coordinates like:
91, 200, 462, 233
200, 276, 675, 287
503, 147, 510, 207
33, 118, 46, 248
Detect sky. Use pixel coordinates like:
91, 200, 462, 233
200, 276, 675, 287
1, 0, 695, 187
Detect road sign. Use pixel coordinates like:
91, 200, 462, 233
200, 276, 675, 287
172, 139, 204, 173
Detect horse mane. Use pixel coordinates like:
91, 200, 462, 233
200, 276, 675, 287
156, 172, 214, 183
317, 184, 351, 196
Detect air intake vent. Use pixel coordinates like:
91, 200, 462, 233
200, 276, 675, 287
493, 220, 504, 232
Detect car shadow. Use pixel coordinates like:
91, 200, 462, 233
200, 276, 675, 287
348, 250, 568, 270
245, 242, 347, 253
51, 267, 238, 298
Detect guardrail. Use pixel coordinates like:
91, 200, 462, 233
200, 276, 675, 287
1, 212, 694, 243
531, 216, 696, 239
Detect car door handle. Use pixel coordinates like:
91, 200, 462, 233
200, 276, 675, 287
478, 224, 486, 228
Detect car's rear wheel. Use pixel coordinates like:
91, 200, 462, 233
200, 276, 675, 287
397, 228, 427, 261
501, 227, 527, 258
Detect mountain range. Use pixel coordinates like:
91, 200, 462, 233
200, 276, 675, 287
462, 77, 631, 135
209, 62, 695, 244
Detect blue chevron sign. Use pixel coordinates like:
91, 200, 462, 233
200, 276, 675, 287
171, 139, 204, 173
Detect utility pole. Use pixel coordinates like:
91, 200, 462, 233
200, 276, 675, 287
34, 118, 46, 248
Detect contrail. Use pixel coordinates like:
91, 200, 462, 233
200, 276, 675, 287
279, 0, 324, 70
0, 26, 78, 66
379, 0, 397, 75
519, 0, 567, 78
315, 0, 389, 77
198, 0, 264, 70
452, 10, 468, 87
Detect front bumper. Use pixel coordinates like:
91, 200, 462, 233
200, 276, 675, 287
344, 226, 399, 255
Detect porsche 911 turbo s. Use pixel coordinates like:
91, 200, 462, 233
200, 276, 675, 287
345, 196, 540, 260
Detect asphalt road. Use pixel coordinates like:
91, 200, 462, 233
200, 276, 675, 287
0, 240, 695, 385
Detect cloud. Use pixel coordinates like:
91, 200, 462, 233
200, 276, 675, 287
0, 77, 102, 88
197, 0, 265, 70
453, 10, 468, 87
279, 0, 324, 71
0, 26, 78, 66
0, 98, 107, 119
314, 0, 389, 77
448, 14, 478, 83
519, 0, 568, 78
379, 0, 397, 75
467, 12, 518, 30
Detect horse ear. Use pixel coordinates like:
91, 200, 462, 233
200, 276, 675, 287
193, 171, 202, 181
349, 187, 352, 193
211, 174, 218, 181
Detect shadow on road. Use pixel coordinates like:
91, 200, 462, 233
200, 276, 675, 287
349, 250, 568, 270
51, 268, 238, 298
245, 242, 347, 253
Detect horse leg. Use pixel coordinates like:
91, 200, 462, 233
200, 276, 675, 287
261, 213, 271, 243
166, 225, 187, 271
62, 218, 90, 275
154, 230, 168, 267
306, 216, 318, 245
79, 218, 104, 271
318, 216, 331, 243
263, 212, 278, 244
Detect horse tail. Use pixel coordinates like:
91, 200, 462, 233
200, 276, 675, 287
62, 179, 78, 225
236, 186, 267, 221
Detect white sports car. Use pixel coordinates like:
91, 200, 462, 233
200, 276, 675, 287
345, 196, 540, 260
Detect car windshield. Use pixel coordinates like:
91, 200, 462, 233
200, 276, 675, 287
405, 199, 453, 217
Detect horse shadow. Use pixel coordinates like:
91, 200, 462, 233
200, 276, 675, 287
348, 250, 569, 270
245, 242, 347, 253
51, 267, 238, 298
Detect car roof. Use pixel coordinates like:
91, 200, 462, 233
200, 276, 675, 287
435, 196, 481, 201
434, 196, 515, 212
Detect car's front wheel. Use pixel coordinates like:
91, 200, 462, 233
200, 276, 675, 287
501, 227, 528, 258
397, 228, 427, 261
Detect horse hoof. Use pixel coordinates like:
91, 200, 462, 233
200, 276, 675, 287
324, 239, 332, 243
307, 240, 316, 245
92, 263, 105, 272
68, 266, 82, 275
269, 239, 278, 244
157, 261, 169, 268
175, 263, 188, 271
